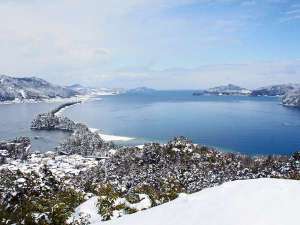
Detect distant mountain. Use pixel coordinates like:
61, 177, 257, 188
252, 84, 300, 107
251, 84, 300, 97
125, 87, 157, 94
66, 84, 120, 96
194, 84, 251, 96
192, 90, 205, 96
66, 84, 98, 95
0, 75, 78, 102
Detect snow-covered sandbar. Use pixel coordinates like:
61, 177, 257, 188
89, 128, 135, 142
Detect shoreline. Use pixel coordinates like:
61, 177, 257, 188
30, 99, 136, 156
0, 90, 118, 105
0, 95, 85, 105
48, 101, 136, 143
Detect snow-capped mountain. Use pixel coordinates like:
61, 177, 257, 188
205, 84, 251, 95
66, 84, 99, 95
251, 84, 300, 97
66, 84, 120, 96
0, 75, 78, 102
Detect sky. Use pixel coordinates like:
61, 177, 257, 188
0, 0, 300, 89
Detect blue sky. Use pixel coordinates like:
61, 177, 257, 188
0, 0, 299, 89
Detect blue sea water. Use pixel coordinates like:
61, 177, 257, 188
1, 91, 300, 155
62, 91, 300, 155
0, 102, 70, 151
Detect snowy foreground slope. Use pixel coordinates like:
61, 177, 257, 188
76, 179, 300, 225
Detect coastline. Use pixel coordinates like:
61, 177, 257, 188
31, 98, 136, 144
52, 102, 135, 142
0, 90, 117, 105
0, 95, 85, 105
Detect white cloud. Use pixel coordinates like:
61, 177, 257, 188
80, 60, 300, 89
0, 0, 298, 88
0, 0, 245, 77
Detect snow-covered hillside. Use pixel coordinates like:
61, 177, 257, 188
81, 179, 300, 225
251, 84, 300, 97
0, 74, 78, 102
282, 89, 300, 107
206, 84, 251, 95
66, 84, 119, 96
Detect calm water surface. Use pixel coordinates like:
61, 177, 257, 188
1, 92, 300, 155
63, 92, 300, 155
0, 102, 70, 151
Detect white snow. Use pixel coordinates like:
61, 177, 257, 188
90, 178, 300, 225
68, 196, 102, 224
99, 133, 134, 142
127, 194, 152, 211
113, 194, 152, 212
69, 194, 152, 224
89, 128, 135, 142
16, 178, 26, 183
19, 89, 26, 98
24, 144, 31, 153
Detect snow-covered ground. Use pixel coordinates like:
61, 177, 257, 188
99, 133, 134, 142
68, 194, 152, 224
67, 196, 102, 224
0, 152, 98, 179
77, 178, 300, 225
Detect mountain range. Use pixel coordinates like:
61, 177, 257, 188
190, 84, 300, 107
1, 74, 300, 107
124, 87, 157, 94
250, 84, 300, 97
192, 83, 300, 97
0, 75, 78, 102
0, 75, 119, 102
